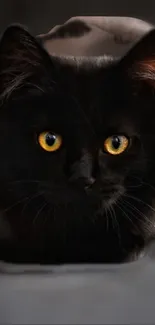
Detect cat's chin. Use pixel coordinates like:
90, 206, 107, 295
86, 190, 124, 212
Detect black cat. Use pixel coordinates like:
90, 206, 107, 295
0, 24, 155, 264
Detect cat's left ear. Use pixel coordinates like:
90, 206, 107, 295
0, 24, 53, 99
120, 29, 155, 88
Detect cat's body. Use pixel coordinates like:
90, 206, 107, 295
0, 23, 155, 264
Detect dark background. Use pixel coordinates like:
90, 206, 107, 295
0, 0, 155, 35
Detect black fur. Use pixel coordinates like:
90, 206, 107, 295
0, 25, 155, 264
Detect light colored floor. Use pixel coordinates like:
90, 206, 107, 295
0, 243, 155, 324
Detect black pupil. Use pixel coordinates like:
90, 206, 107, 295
112, 136, 121, 149
45, 133, 56, 146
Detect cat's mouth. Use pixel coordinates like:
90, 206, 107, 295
40, 179, 125, 210
84, 181, 125, 206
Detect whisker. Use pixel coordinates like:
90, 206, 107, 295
129, 176, 155, 192
122, 198, 155, 229
139, 180, 155, 192
106, 205, 113, 229
116, 200, 136, 229
2, 196, 29, 213
119, 199, 145, 234
108, 205, 117, 231
43, 205, 55, 225
33, 202, 49, 225
111, 203, 121, 244
120, 200, 153, 236
21, 191, 45, 218
104, 205, 109, 231
124, 193, 155, 214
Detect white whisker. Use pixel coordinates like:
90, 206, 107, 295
33, 202, 49, 225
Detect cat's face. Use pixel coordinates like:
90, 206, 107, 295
0, 25, 155, 264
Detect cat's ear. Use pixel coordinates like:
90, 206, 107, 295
120, 29, 155, 88
0, 24, 52, 99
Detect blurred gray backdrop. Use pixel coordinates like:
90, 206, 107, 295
0, 0, 155, 35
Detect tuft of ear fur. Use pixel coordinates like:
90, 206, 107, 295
120, 29, 155, 88
0, 24, 52, 100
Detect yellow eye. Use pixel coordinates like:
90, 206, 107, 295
104, 135, 129, 155
38, 131, 62, 152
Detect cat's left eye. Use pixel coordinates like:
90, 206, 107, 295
38, 131, 62, 152
103, 135, 129, 155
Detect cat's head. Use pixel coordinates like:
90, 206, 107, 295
0, 25, 155, 263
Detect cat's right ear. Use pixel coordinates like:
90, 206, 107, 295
0, 24, 54, 99
119, 28, 155, 89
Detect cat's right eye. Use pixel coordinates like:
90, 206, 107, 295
103, 135, 129, 155
38, 131, 62, 152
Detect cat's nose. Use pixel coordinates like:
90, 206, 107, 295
84, 178, 104, 196
84, 177, 96, 190
69, 176, 95, 191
